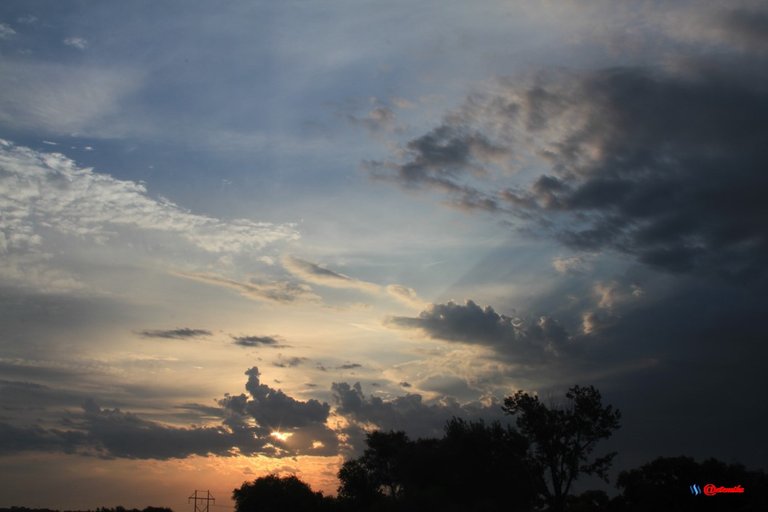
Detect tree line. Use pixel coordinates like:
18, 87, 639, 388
233, 385, 768, 511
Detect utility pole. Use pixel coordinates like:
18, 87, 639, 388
188, 490, 215, 512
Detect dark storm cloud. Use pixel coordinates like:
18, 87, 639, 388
568, 275, 768, 470
0, 401, 240, 460
366, 124, 506, 212
72, 399, 238, 459
0, 367, 339, 459
138, 328, 211, 339
509, 65, 768, 280
388, 299, 570, 362
232, 335, 285, 348
375, 41, 768, 280
0, 379, 88, 416
721, 7, 768, 48
0, 422, 85, 455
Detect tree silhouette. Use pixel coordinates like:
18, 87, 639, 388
615, 456, 768, 512
337, 419, 536, 511
233, 474, 332, 512
502, 385, 621, 512
337, 430, 410, 507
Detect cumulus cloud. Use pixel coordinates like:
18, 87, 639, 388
388, 299, 570, 362
138, 328, 211, 339
219, 367, 338, 456
282, 256, 380, 294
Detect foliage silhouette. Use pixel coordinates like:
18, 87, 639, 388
502, 385, 621, 512
337, 418, 536, 511
233, 474, 333, 512
614, 456, 768, 512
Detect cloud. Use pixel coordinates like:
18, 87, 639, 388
385, 284, 426, 309
0, 141, 299, 291
336, 363, 362, 370
373, 32, 768, 280
552, 255, 592, 275
0, 61, 141, 135
138, 328, 211, 340
347, 106, 398, 134
273, 356, 307, 368
0, 23, 16, 39
366, 123, 509, 212
0, 422, 83, 456
387, 299, 570, 363
331, 381, 504, 452
232, 335, 285, 348
282, 256, 380, 294
174, 272, 319, 303
72, 399, 237, 459
219, 367, 338, 456
0, 367, 339, 459
63, 37, 88, 50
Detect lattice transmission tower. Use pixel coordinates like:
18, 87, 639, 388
188, 490, 215, 512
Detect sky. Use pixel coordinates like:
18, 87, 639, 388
1, 0, 767, 509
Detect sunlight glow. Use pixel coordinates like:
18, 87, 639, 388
270, 431, 293, 442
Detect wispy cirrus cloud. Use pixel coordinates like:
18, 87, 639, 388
385, 284, 426, 309
175, 272, 319, 304
0, 23, 16, 39
282, 256, 380, 294
63, 37, 88, 50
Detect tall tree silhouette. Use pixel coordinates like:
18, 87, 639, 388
503, 385, 621, 512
